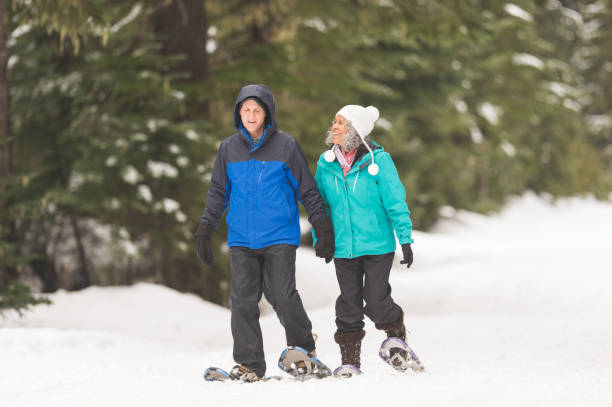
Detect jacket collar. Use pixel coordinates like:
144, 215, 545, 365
239, 124, 275, 152
319, 141, 383, 178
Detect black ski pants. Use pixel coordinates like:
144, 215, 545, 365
334, 252, 402, 333
229, 244, 315, 377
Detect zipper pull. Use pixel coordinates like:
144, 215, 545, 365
258, 161, 266, 184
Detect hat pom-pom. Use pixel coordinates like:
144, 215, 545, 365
365, 106, 379, 121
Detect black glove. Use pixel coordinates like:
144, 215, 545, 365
194, 221, 215, 265
312, 217, 335, 263
399, 244, 413, 268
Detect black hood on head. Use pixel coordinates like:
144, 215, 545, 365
233, 84, 277, 132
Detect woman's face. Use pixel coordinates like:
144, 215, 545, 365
331, 115, 348, 145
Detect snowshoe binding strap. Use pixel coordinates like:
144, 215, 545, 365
278, 346, 332, 379
229, 364, 263, 382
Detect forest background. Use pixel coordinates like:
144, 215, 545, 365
1, 0, 611, 310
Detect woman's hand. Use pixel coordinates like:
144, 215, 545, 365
400, 244, 413, 268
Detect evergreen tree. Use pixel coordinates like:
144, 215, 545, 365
0, 0, 80, 311
0, 280, 50, 316
7, 2, 225, 303
1, 0, 15, 283
284, 0, 609, 227
579, 0, 612, 193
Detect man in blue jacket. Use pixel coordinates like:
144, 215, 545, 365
194, 84, 335, 381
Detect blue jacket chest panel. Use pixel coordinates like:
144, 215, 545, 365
225, 159, 300, 249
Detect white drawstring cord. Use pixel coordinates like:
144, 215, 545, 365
362, 141, 379, 175
353, 171, 359, 192
335, 177, 338, 192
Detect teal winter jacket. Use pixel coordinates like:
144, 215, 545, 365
314, 143, 414, 259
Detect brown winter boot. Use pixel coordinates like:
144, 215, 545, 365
375, 309, 406, 341
334, 330, 366, 368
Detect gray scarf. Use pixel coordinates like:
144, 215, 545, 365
332, 144, 352, 170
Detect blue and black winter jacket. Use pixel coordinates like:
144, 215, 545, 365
201, 84, 327, 249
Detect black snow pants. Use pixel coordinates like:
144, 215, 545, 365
229, 244, 315, 377
334, 252, 403, 333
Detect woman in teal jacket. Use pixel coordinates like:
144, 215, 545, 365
314, 104, 420, 377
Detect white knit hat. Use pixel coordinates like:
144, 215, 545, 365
335, 105, 380, 138
327, 104, 381, 175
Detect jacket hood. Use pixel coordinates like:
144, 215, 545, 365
233, 84, 277, 132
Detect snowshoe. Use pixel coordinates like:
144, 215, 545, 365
278, 346, 332, 380
203, 367, 233, 382
204, 365, 270, 383
333, 364, 362, 378
379, 337, 424, 372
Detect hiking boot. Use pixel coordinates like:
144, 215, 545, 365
375, 309, 406, 341
229, 364, 263, 382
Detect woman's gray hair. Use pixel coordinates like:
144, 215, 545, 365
325, 121, 368, 152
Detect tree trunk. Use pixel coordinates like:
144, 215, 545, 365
30, 249, 59, 292
69, 215, 91, 290
153, 0, 210, 290
0, 0, 9, 175
0, 0, 18, 283
154, 0, 209, 119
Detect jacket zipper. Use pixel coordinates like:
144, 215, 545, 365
258, 161, 266, 184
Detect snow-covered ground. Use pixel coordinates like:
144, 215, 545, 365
2, 193, 612, 407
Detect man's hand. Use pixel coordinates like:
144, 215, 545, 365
194, 221, 215, 265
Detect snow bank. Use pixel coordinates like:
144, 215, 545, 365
2, 283, 231, 349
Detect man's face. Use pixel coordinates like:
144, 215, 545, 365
331, 115, 348, 145
240, 99, 266, 136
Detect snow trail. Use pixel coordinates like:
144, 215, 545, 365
2, 194, 612, 406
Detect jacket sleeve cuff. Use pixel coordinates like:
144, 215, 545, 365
398, 236, 414, 245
